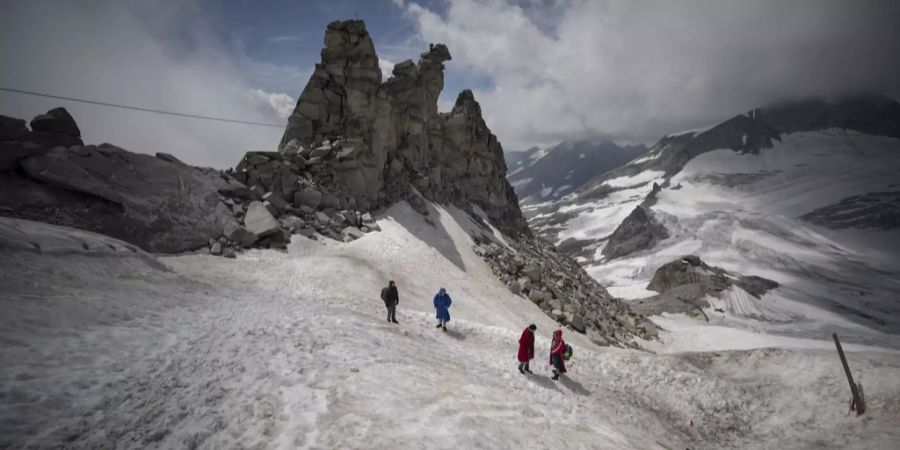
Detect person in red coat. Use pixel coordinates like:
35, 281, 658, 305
549, 329, 567, 380
517, 324, 537, 374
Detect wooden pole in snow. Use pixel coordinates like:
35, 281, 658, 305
832, 333, 865, 415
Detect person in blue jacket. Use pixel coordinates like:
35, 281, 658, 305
433, 288, 452, 331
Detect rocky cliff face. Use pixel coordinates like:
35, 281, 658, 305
277, 20, 526, 235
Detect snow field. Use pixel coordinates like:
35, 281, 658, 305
3, 207, 900, 449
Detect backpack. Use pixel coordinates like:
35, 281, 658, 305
380, 287, 388, 301
563, 344, 573, 361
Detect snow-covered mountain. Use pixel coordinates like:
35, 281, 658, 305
528, 95, 900, 350
507, 139, 646, 204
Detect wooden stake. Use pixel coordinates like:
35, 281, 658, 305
832, 333, 865, 415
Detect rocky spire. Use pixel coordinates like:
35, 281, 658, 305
277, 20, 528, 235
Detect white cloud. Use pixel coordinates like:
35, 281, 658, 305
401, 0, 900, 150
379, 59, 396, 82
0, 0, 295, 168
247, 89, 296, 120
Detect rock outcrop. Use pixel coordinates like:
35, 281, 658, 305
278, 20, 526, 235
601, 205, 668, 260
631, 255, 779, 317
0, 109, 236, 253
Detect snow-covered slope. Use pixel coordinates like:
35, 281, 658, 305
507, 139, 646, 205
529, 97, 900, 353
3, 209, 900, 449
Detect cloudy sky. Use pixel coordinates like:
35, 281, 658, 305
1, 0, 898, 167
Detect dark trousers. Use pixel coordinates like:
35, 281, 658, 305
518, 361, 530, 371
386, 303, 397, 322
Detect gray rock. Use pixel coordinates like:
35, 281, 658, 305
528, 289, 547, 304
244, 201, 280, 237
0, 141, 50, 171
268, 229, 290, 249
263, 200, 278, 216
320, 192, 340, 209
224, 220, 258, 247
281, 215, 306, 233
155, 152, 184, 164
570, 315, 586, 333
341, 226, 364, 241
250, 185, 266, 198
294, 188, 322, 209
309, 145, 333, 159
0, 115, 28, 141
315, 211, 331, 226
262, 192, 289, 212
30, 107, 81, 138
15, 144, 234, 253
210, 241, 222, 255
218, 179, 256, 200
522, 264, 542, 283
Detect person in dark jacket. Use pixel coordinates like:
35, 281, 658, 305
433, 288, 452, 331
381, 280, 399, 324
549, 329, 567, 380
517, 324, 537, 374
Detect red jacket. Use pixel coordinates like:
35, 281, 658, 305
549, 329, 566, 368
517, 328, 535, 362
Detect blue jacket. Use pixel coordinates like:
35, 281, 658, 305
433, 293, 452, 321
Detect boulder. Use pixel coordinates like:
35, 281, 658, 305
528, 289, 547, 304
244, 201, 280, 237
309, 145, 333, 159
0, 115, 28, 141
341, 226, 364, 241
29, 108, 81, 138
360, 212, 380, 231
570, 315, 586, 333
218, 179, 256, 200
522, 263, 542, 283
321, 192, 340, 209
294, 187, 322, 209
281, 215, 306, 233
263, 200, 278, 216
315, 211, 331, 226
224, 220, 258, 247
262, 192, 289, 212
268, 229, 290, 249
210, 241, 222, 255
